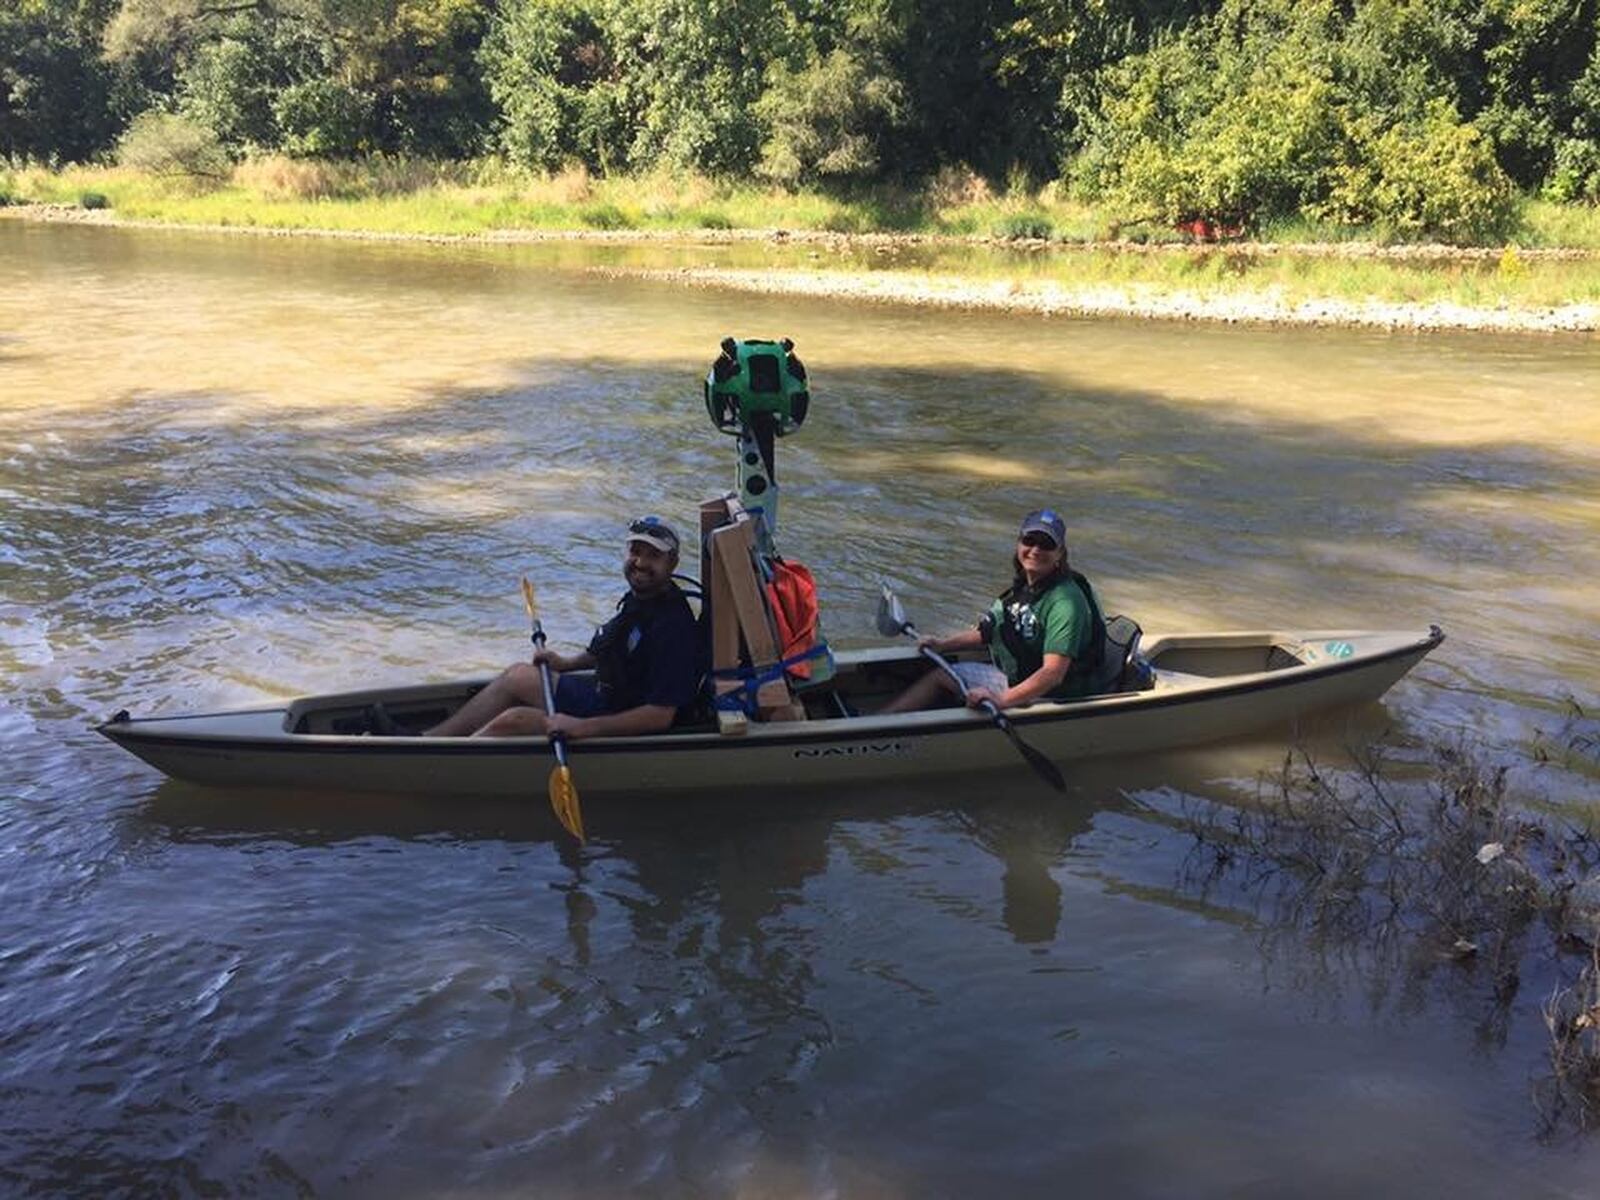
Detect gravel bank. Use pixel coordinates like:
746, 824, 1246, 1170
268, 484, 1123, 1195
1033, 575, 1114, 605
591, 264, 1600, 334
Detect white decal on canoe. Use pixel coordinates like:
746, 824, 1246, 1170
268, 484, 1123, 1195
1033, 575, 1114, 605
793, 742, 912, 759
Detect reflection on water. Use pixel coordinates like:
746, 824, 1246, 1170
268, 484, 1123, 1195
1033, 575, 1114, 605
5, 221, 1600, 1195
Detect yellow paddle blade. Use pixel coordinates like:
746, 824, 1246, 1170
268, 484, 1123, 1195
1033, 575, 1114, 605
521, 576, 536, 619
549, 764, 585, 842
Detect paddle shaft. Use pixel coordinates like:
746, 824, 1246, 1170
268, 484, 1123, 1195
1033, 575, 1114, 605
905, 623, 1011, 726
902, 621, 1067, 793
531, 623, 570, 770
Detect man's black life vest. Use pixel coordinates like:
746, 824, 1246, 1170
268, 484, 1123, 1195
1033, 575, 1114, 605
587, 584, 697, 713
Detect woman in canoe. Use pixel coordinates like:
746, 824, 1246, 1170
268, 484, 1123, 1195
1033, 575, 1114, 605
881, 509, 1109, 713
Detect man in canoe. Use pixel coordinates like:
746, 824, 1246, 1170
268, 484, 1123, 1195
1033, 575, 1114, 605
881, 509, 1109, 713
421, 517, 701, 739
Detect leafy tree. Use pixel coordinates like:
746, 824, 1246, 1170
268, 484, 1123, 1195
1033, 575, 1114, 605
272, 77, 371, 154
104, 0, 492, 156
1000, 0, 1209, 178
1073, 0, 1518, 241
1, 0, 129, 160
1546, 37, 1600, 201
1468, 0, 1599, 188
1317, 98, 1515, 240
484, 0, 809, 175
480, 0, 622, 170
176, 27, 305, 149
613, 0, 792, 174
754, 46, 906, 185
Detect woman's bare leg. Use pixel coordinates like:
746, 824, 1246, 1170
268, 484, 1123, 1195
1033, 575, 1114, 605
879, 668, 960, 714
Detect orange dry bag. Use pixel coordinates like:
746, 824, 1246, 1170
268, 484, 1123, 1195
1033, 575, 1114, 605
765, 558, 822, 680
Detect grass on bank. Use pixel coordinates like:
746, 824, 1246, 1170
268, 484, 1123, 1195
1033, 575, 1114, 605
6, 158, 1600, 312
2, 158, 1105, 239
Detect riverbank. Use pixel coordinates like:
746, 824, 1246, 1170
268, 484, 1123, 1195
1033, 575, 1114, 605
8, 201, 1599, 334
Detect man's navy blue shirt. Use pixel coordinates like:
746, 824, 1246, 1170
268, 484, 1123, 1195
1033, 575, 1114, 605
585, 585, 699, 714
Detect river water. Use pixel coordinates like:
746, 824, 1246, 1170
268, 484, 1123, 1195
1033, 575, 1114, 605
4, 219, 1600, 1197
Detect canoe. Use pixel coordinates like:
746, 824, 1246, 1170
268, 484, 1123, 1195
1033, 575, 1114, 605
97, 626, 1443, 797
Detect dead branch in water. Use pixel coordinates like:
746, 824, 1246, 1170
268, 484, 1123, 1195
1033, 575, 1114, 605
1179, 723, 1600, 1135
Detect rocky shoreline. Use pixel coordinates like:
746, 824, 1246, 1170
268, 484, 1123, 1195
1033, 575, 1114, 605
7, 203, 1598, 334
590, 263, 1600, 333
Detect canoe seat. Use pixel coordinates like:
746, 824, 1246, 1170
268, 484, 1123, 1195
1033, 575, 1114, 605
1098, 615, 1154, 694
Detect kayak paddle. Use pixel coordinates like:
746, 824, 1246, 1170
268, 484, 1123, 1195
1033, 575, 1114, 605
522, 577, 585, 842
876, 584, 1067, 793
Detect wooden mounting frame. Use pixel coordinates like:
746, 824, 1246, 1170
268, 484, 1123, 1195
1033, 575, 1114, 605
699, 494, 805, 734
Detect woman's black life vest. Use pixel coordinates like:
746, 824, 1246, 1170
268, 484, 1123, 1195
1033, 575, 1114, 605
985, 569, 1108, 692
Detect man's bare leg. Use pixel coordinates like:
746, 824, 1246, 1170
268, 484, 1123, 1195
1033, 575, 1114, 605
473, 706, 551, 738
426, 663, 549, 736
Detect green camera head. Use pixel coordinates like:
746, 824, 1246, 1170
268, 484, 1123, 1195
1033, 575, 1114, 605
704, 337, 810, 436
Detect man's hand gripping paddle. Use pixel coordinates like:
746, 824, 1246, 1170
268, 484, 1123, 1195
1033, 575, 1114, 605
522, 577, 585, 842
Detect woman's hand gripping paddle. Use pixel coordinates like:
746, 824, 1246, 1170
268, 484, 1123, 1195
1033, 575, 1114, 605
876, 584, 1067, 793
522, 577, 585, 842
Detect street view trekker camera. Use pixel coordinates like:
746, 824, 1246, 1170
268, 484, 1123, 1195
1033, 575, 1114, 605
704, 337, 809, 546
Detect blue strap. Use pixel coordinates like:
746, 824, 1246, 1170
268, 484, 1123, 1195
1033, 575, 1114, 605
710, 644, 831, 713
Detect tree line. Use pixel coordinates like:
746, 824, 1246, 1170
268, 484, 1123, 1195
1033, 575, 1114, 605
4, 0, 1599, 240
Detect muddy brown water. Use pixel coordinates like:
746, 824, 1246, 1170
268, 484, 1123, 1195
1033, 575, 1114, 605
4, 221, 1600, 1197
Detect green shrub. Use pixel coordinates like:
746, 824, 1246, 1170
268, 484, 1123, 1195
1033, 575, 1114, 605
1076, 3, 1347, 228
578, 201, 631, 229
691, 208, 732, 229
754, 48, 906, 187
273, 80, 371, 159
0, 171, 15, 205
115, 112, 230, 185
1544, 138, 1600, 204
1074, 0, 1521, 244
78, 191, 110, 209
1319, 102, 1518, 243
994, 212, 1054, 240
176, 35, 282, 152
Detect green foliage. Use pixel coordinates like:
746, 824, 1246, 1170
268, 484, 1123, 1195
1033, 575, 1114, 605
577, 200, 630, 228
1075, 2, 1340, 225
273, 79, 372, 158
1318, 101, 1517, 243
1545, 139, 1600, 205
1006, 0, 1207, 173
755, 48, 906, 187
115, 111, 229, 183
1543, 42, 1600, 204
7, 0, 1600, 240
614, 0, 789, 175
1075, 0, 1520, 242
79, 190, 111, 208
993, 211, 1054, 240
109, 0, 492, 158
172, 25, 342, 153
0, 170, 16, 205
480, 0, 618, 171
0, 0, 126, 161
